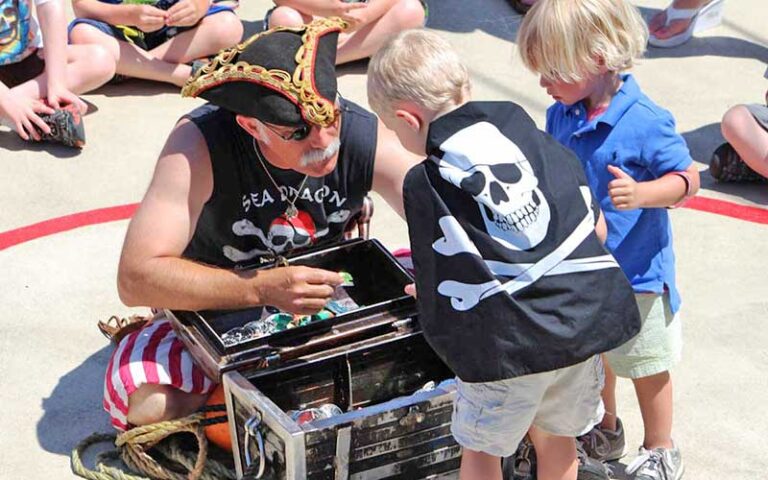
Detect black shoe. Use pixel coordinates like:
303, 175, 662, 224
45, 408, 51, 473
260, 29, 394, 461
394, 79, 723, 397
709, 142, 767, 183
38, 104, 85, 148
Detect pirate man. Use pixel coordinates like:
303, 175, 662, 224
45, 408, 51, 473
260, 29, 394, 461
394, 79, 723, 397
104, 18, 418, 430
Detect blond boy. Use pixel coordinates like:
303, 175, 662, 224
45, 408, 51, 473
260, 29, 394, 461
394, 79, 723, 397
368, 29, 640, 480
518, 1, 700, 479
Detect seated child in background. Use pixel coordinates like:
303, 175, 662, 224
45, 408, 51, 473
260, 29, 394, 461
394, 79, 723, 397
68, 0, 242, 87
518, 0, 700, 478
267, 0, 426, 64
0, 0, 114, 147
368, 29, 641, 480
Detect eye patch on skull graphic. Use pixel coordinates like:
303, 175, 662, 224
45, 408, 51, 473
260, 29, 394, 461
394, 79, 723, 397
437, 122, 552, 251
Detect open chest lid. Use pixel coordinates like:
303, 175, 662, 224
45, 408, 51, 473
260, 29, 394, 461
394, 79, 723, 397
165, 239, 417, 378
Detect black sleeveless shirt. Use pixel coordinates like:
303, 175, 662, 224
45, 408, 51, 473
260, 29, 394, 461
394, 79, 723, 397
182, 99, 377, 269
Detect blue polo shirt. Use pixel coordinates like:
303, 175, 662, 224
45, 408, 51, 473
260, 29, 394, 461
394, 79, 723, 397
546, 74, 691, 314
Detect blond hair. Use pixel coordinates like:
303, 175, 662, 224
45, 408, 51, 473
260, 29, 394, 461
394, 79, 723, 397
517, 0, 648, 83
367, 29, 471, 116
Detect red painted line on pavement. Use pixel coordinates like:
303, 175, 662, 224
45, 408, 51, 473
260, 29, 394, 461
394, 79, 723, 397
0, 203, 139, 251
0, 196, 765, 252
683, 196, 768, 225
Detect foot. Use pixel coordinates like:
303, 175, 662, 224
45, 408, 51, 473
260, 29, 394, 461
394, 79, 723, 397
625, 445, 684, 480
709, 142, 768, 183
37, 104, 86, 148
578, 417, 626, 462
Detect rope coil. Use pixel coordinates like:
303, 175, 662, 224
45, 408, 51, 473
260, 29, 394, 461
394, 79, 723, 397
72, 410, 236, 480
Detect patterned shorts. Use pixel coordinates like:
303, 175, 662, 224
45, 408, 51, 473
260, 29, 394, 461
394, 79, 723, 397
103, 315, 217, 430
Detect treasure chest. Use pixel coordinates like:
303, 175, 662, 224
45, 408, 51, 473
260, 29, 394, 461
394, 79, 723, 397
165, 238, 461, 479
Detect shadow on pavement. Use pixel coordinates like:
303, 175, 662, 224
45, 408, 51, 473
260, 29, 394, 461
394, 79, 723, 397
0, 131, 83, 157
36, 345, 114, 456
98, 79, 179, 98
424, 0, 523, 42
682, 122, 768, 206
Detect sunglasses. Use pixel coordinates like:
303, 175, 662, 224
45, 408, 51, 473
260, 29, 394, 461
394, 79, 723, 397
262, 107, 342, 142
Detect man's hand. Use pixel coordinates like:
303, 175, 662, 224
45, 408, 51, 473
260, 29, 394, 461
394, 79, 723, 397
607, 165, 642, 210
0, 91, 55, 141
166, 0, 206, 27
132, 4, 167, 32
46, 81, 87, 114
253, 266, 344, 315
404, 283, 417, 298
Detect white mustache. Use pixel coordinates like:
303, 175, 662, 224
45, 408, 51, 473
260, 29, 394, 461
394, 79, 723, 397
301, 137, 341, 167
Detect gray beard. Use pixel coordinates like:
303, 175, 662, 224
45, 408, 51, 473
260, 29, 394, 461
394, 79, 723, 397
300, 137, 341, 167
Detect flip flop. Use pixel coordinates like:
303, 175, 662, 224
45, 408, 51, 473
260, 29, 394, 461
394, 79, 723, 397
648, 0, 725, 48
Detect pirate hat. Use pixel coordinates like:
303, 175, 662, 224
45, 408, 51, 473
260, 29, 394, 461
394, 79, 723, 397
181, 17, 347, 128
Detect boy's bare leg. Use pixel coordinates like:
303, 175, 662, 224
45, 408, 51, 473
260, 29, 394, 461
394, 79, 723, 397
458, 448, 502, 480
267, 6, 312, 27
633, 371, 674, 449
268, 1, 424, 65
528, 426, 578, 480
721, 104, 768, 178
69, 24, 191, 86
599, 358, 618, 431
11, 44, 116, 100
149, 12, 243, 64
335, 0, 424, 64
70, 13, 241, 87
127, 384, 210, 426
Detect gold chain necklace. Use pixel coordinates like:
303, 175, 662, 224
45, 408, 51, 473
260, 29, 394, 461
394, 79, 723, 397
253, 138, 308, 219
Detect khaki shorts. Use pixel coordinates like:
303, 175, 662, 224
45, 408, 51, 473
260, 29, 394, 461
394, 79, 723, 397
605, 292, 682, 379
451, 356, 605, 457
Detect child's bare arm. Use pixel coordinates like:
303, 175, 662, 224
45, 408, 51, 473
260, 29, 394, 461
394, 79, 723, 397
73, 0, 166, 31
606, 163, 700, 210
166, 0, 210, 27
37, 0, 87, 111
0, 81, 54, 140
274, 0, 367, 20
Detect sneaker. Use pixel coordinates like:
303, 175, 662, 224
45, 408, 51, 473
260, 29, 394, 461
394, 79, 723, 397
625, 445, 684, 480
38, 104, 85, 148
501, 437, 610, 480
576, 442, 611, 480
709, 142, 767, 183
578, 418, 626, 462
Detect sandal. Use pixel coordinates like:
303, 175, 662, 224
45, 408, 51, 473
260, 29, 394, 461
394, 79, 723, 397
709, 142, 768, 183
98, 314, 150, 345
648, 0, 725, 48
508, 0, 536, 15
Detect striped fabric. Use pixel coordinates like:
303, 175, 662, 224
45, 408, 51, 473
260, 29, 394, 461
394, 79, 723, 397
103, 315, 217, 430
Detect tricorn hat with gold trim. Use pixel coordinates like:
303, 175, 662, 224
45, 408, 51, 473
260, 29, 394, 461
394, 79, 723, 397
181, 17, 347, 128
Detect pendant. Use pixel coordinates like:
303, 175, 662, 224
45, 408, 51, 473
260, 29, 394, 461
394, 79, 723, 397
285, 204, 299, 219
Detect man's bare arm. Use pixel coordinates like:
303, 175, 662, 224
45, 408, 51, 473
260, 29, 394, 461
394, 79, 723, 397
371, 121, 421, 218
117, 119, 342, 313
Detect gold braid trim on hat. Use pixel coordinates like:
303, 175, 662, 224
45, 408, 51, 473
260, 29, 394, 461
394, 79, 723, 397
181, 17, 347, 128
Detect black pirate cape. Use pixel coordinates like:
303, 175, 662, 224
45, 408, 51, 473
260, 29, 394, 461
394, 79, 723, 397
403, 102, 641, 383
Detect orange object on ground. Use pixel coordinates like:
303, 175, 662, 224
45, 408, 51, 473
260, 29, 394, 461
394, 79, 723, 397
204, 385, 231, 451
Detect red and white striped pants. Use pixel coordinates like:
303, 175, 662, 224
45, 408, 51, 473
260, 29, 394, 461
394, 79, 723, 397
103, 315, 217, 430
